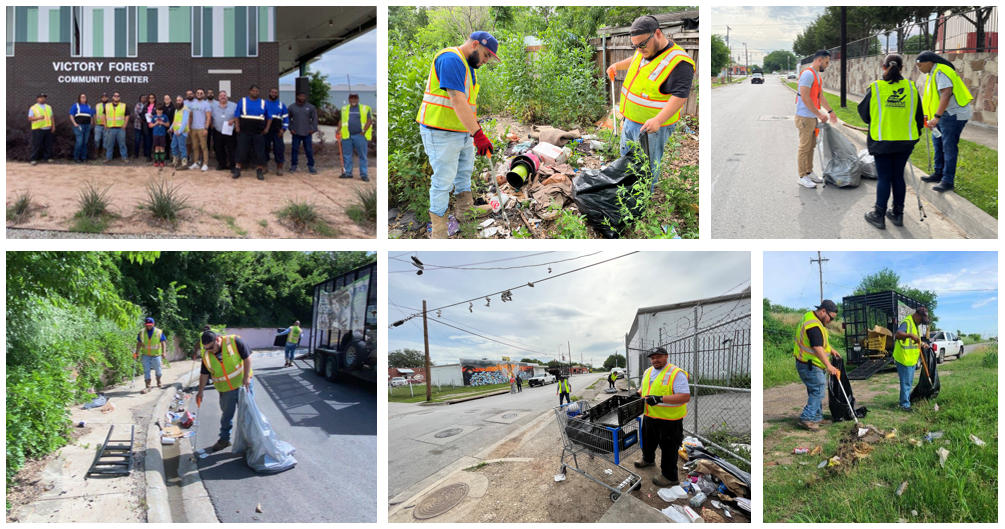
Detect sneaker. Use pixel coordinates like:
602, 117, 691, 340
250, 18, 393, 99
232, 168, 241, 179
339, 173, 350, 179
30, 161, 37, 166
798, 419, 821, 431
182, 158, 189, 168
806, 171, 824, 183
256, 169, 264, 181
633, 459, 655, 469
798, 175, 817, 188
189, 162, 200, 170
920, 174, 942, 183
289, 166, 297, 173
308, 167, 317, 175
201, 164, 209, 172
899, 406, 913, 413
933, 182, 954, 192
210, 439, 232, 452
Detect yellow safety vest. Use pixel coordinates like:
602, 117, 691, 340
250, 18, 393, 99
103, 103, 126, 128
793, 311, 830, 369
341, 104, 373, 141
139, 327, 164, 356
30, 104, 53, 130
288, 326, 301, 343
172, 108, 189, 134
416, 47, 480, 132
868, 79, 920, 142
95, 103, 106, 124
558, 379, 570, 393
892, 316, 921, 367
923, 63, 973, 118
201, 335, 252, 393
619, 42, 695, 126
641, 364, 688, 420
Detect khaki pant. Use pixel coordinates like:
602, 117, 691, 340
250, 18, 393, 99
190, 128, 209, 165
795, 115, 819, 177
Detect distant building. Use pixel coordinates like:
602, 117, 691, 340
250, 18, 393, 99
280, 83, 376, 112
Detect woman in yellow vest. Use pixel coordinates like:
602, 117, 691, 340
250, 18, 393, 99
28, 93, 55, 165
632, 347, 690, 486
196, 331, 254, 453
606, 16, 695, 189
892, 307, 928, 412
857, 54, 924, 230
277, 320, 302, 368
915, 51, 974, 193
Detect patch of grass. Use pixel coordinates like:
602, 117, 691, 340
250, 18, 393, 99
277, 200, 338, 237
764, 346, 998, 522
258, 219, 268, 228
389, 382, 511, 403
6, 190, 34, 224
210, 214, 248, 237
352, 186, 377, 222
464, 462, 489, 471
70, 215, 111, 233
553, 209, 590, 239
71, 182, 117, 233
703, 429, 751, 471
570, 395, 582, 402
139, 178, 190, 226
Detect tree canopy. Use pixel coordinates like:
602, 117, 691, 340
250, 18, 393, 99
389, 349, 428, 369
852, 267, 939, 324
762, 50, 797, 73
711, 34, 729, 76
603, 353, 627, 370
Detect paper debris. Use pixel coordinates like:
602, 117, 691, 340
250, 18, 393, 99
969, 434, 986, 446
895, 482, 909, 496
553, 473, 566, 482
256, 503, 263, 513
810, 445, 823, 456
937, 447, 949, 468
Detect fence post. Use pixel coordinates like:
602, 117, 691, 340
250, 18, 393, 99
693, 306, 699, 436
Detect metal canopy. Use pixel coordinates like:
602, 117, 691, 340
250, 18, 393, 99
277, 6, 377, 76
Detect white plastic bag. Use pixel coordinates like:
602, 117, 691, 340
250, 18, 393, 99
232, 387, 297, 473
682, 436, 704, 449
858, 149, 877, 179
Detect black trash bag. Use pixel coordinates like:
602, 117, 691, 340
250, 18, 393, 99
817, 122, 862, 188
828, 356, 869, 421
571, 132, 652, 239
910, 346, 941, 401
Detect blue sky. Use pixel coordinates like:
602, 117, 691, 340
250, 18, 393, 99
710, 6, 826, 65
388, 252, 751, 367
764, 251, 999, 337
280, 29, 376, 85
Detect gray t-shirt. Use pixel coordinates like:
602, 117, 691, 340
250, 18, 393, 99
935, 71, 973, 120
210, 101, 237, 131
346, 104, 371, 135
795, 68, 821, 119
189, 100, 211, 129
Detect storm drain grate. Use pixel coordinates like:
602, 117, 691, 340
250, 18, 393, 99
501, 413, 518, 419
434, 428, 464, 438
413, 483, 470, 519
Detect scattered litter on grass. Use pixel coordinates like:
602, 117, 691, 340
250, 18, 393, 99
909, 438, 923, 448
661, 505, 691, 523
827, 456, 842, 468
809, 445, 822, 456
911, 510, 918, 517
934, 403, 939, 412
924, 431, 944, 443
937, 447, 950, 468
858, 428, 869, 437
969, 434, 986, 446
896, 482, 909, 496
817, 460, 827, 469
885, 428, 898, 439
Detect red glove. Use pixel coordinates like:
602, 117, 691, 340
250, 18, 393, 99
473, 128, 494, 157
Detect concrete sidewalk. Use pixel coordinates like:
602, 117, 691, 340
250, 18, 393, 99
6, 360, 194, 523
819, 85, 998, 150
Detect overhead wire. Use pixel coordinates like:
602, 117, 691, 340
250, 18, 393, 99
427, 318, 560, 357
389, 252, 600, 273
391, 301, 555, 356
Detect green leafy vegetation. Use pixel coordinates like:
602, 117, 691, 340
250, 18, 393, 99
347, 187, 378, 224
277, 200, 338, 237
553, 209, 590, 239
72, 181, 117, 233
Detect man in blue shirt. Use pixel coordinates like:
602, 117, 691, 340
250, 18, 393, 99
233, 85, 273, 180
135, 317, 168, 393
265, 87, 289, 176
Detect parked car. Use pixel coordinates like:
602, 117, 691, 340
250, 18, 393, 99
787, 72, 797, 79
610, 367, 626, 379
390, 377, 408, 387
528, 373, 556, 387
751, 72, 764, 84
929, 331, 964, 364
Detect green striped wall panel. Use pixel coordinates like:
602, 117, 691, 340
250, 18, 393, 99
168, 6, 189, 43
60, 6, 70, 43
15, 7, 27, 42
235, 6, 246, 58
26, 7, 37, 43
224, 8, 236, 56
139, 6, 147, 43
92, 8, 103, 57
259, 6, 267, 43
114, 7, 125, 57
49, 9, 60, 43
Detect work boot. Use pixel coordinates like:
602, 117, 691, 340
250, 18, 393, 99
232, 167, 241, 179
933, 182, 954, 192
633, 459, 655, 469
864, 206, 886, 230
156, 376, 162, 388
798, 419, 821, 431
256, 169, 265, 181
886, 206, 904, 227
211, 439, 232, 452
454, 191, 491, 219
429, 212, 448, 239
339, 172, 350, 179
276, 164, 284, 176
652, 474, 679, 487
141, 380, 152, 394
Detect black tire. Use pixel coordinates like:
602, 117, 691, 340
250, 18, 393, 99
938, 349, 945, 364
958, 346, 964, 359
610, 491, 620, 503
313, 352, 325, 376
324, 356, 340, 382
345, 343, 366, 369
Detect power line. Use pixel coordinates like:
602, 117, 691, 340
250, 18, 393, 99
390, 251, 556, 271
392, 301, 556, 356
427, 318, 560, 357
389, 252, 600, 273
389, 299, 458, 357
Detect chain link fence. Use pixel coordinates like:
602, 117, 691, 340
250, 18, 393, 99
626, 306, 751, 469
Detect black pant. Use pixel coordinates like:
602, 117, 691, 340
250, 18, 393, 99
608, 379, 616, 388
236, 131, 266, 167
213, 129, 237, 169
31, 129, 54, 161
516, 383, 522, 393
559, 392, 570, 405
640, 416, 684, 481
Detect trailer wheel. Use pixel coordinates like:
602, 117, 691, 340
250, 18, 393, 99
345, 343, 366, 369
324, 356, 341, 382
313, 352, 325, 376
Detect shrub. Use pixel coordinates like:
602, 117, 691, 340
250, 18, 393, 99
140, 178, 190, 226
277, 200, 338, 237
348, 187, 377, 224
6, 190, 34, 224
76, 181, 113, 219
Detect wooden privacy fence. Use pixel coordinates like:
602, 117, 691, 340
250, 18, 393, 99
590, 33, 700, 119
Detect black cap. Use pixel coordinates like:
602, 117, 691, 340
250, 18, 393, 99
200, 331, 218, 346
37, 93, 47, 98
816, 300, 839, 313
647, 346, 668, 358
916, 306, 931, 324
630, 15, 661, 36
348, 93, 359, 99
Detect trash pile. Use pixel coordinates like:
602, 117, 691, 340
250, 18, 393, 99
656, 436, 752, 523
161, 390, 197, 446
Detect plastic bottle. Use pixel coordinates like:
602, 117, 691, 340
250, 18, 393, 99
689, 491, 707, 509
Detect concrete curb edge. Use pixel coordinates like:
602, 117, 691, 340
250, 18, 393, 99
178, 363, 220, 523
146, 383, 178, 523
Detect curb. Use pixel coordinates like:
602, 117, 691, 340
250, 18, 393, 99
177, 364, 219, 523
146, 383, 178, 523
782, 82, 996, 238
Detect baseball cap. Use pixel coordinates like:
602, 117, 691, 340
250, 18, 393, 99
145, 317, 155, 324
630, 15, 661, 37
470, 31, 500, 61
816, 300, 839, 313
647, 346, 669, 357
348, 93, 360, 99
37, 93, 47, 98
915, 306, 931, 324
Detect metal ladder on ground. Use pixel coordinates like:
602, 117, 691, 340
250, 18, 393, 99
85, 425, 135, 478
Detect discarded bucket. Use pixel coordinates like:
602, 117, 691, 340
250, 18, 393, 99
506, 153, 541, 188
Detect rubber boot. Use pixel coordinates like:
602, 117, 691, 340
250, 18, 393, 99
455, 191, 491, 219
429, 212, 448, 239
141, 380, 151, 394
886, 206, 904, 227
156, 376, 162, 388
864, 205, 886, 230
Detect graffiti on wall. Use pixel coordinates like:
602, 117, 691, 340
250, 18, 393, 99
459, 358, 538, 387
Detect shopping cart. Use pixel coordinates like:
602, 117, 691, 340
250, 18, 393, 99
554, 398, 644, 502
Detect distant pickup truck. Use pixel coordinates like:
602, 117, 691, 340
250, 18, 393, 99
751, 73, 764, 84
527, 373, 556, 387
929, 331, 964, 364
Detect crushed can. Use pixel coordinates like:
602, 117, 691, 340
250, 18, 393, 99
793, 447, 810, 455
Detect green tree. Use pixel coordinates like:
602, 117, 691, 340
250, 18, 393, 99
603, 353, 626, 369
306, 68, 332, 110
763, 50, 797, 73
711, 34, 729, 77
902, 33, 937, 53
852, 267, 939, 323
519, 358, 540, 364
389, 348, 428, 368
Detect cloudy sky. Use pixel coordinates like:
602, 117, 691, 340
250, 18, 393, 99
388, 252, 751, 367
764, 251, 999, 336
710, 6, 826, 65
280, 29, 376, 86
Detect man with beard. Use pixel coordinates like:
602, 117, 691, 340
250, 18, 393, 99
264, 87, 289, 176
794, 49, 838, 188
415, 31, 500, 239
233, 85, 273, 180
606, 16, 695, 190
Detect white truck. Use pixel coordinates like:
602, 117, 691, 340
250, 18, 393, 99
928, 331, 964, 364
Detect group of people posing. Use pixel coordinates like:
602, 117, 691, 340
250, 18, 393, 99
27, 87, 374, 182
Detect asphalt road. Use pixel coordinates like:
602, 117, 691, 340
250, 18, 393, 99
387, 373, 600, 501
194, 350, 377, 522
711, 76, 965, 239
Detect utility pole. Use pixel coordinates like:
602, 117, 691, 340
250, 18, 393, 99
810, 252, 829, 304
787, 54, 790, 72
726, 26, 731, 83
743, 42, 749, 76
568, 341, 572, 373
422, 300, 431, 402
840, 6, 847, 108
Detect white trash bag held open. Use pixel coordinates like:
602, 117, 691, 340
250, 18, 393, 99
231, 386, 297, 473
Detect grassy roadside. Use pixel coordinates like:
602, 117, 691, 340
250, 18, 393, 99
389, 382, 512, 403
764, 311, 846, 389
713, 76, 747, 88
764, 345, 998, 522
785, 81, 997, 218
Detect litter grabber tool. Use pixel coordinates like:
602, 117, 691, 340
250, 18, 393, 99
925, 126, 933, 173
836, 369, 860, 425
907, 161, 927, 222
610, 77, 618, 137
488, 152, 513, 233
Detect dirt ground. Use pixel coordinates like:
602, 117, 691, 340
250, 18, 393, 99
6, 155, 377, 238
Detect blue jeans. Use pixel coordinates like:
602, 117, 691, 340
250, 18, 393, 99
874, 150, 911, 210
133, 128, 144, 157
895, 361, 916, 409
141, 354, 162, 381
796, 360, 826, 422
420, 126, 474, 217
73, 124, 91, 161
104, 128, 128, 160
342, 134, 369, 177
171, 133, 188, 160
266, 129, 285, 165
932, 112, 967, 186
284, 343, 297, 361
619, 119, 677, 189
291, 134, 315, 169
218, 379, 254, 442
93, 125, 104, 150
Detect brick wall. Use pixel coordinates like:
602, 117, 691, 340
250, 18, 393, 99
7, 41, 280, 118
818, 52, 998, 127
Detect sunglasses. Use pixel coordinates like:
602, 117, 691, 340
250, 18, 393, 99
632, 31, 656, 50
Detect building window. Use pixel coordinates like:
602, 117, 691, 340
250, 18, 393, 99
191, 6, 202, 57
71, 6, 82, 57
6, 6, 13, 56
247, 6, 257, 57
127, 6, 137, 57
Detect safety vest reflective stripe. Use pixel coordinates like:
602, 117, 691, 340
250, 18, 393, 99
342, 104, 373, 141
241, 98, 266, 120
924, 63, 973, 117
211, 363, 245, 384
641, 365, 688, 419
72, 104, 90, 117
201, 335, 250, 392
416, 47, 479, 132
31, 104, 53, 129
619, 43, 694, 126
793, 311, 828, 369
103, 103, 126, 127
140, 328, 163, 355
648, 49, 691, 81
620, 87, 667, 109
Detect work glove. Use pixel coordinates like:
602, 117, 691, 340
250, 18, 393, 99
645, 395, 661, 406
133, 353, 138, 360
196, 391, 203, 407
472, 128, 494, 157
